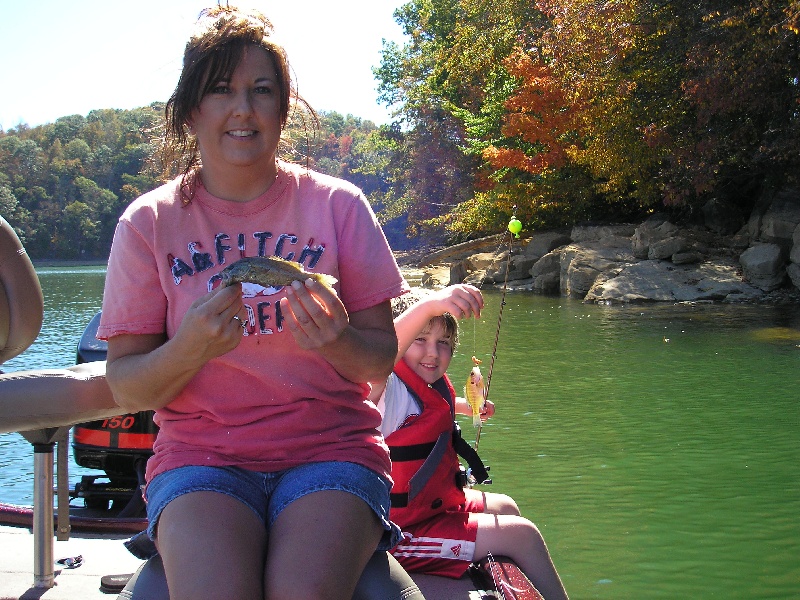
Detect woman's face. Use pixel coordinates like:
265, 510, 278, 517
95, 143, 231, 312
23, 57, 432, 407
190, 46, 282, 181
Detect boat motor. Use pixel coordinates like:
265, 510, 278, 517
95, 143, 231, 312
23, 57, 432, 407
70, 312, 157, 517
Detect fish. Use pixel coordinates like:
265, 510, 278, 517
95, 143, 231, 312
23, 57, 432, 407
218, 256, 338, 292
465, 355, 486, 428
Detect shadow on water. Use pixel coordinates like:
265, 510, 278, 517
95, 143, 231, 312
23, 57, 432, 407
2, 270, 799, 599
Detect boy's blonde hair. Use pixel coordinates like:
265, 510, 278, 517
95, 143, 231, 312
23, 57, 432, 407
392, 290, 459, 354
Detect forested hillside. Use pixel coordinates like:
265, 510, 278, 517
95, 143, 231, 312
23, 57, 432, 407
375, 0, 800, 237
0, 106, 395, 259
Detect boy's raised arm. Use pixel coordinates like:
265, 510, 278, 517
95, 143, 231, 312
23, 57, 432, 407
393, 285, 484, 362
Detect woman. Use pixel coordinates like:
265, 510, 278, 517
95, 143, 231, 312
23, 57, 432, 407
98, 7, 408, 600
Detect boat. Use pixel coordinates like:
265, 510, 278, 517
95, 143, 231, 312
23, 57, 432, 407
0, 520, 542, 600
0, 321, 544, 600
0, 219, 545, 599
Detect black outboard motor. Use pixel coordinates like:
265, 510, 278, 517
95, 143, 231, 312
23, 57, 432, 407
70, 311, 158, 517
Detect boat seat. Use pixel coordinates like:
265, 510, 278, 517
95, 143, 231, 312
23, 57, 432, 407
116, 548, 423, 600
0, 215, 43, 365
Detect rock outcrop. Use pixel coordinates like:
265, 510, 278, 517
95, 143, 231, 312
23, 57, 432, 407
409, 186, 800, 304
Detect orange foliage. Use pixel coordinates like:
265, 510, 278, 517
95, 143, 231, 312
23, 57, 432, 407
483, 50, 579, 174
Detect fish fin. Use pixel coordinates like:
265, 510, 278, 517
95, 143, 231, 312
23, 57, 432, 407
320, 273, 338, 286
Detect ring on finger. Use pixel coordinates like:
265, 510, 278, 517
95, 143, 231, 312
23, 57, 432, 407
232, 315, 246, 329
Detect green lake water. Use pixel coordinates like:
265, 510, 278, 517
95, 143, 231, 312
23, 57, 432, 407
1, 267, 799, 598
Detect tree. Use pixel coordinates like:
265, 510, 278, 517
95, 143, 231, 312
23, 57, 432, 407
377, 0, 800, 235
59, 201, 97, 258
0, 185, 34, 244
675, 0, 800, 202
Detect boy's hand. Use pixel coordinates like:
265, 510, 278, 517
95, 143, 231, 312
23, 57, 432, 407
432, 284, 484, 320
456, 397, 495, 420
479, 399, 496, 421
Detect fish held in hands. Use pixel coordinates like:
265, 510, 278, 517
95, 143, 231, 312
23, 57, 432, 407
465, 356, 486, 428
219, 256, 338, 291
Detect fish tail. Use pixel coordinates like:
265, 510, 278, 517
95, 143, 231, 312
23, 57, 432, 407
317, 273, 339, 287
473, 413, 482, 428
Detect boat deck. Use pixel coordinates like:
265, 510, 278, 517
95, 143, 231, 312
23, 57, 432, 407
0, 524, 144, 600
0, 524, 487, 600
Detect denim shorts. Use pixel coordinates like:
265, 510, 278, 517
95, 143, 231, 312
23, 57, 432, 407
144, 462, 402, 552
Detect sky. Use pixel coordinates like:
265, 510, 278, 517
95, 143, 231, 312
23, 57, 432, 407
0, 0, 407, 131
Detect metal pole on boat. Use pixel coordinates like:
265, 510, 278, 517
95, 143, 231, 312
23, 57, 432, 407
56, 429, 71, 541
32, 442, 55, 588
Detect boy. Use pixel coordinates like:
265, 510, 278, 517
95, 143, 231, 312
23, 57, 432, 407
370, 285, 568, 600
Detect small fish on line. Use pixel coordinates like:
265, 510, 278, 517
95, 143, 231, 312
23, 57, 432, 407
465, 355, 487, 428
219, 256, 338, 291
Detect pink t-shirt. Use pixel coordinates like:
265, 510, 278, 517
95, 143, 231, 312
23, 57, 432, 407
98, 162, 409, 483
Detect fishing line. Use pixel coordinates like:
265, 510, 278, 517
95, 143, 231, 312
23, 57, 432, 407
484, 227, 515, 404
473, 209, 522, 451
471, 212, 520, 357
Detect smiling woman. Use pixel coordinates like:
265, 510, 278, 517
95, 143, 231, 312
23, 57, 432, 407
96, 6, 411, 600
179, 47, 285, 200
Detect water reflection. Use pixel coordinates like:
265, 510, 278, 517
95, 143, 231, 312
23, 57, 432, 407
2, 266, 105, 371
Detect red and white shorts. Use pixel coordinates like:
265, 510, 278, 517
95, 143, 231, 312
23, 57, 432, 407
390, 488, 486, 578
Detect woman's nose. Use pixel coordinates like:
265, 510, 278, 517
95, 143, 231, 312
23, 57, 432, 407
232, 90, 254, 116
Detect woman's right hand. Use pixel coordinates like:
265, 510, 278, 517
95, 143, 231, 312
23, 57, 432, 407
172, 283, 246, 363
106, 284, 245, 412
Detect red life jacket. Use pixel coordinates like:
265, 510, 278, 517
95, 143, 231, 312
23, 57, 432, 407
386, 359, 467, 527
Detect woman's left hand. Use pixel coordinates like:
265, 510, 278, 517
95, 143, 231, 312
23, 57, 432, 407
280, 278, 349, 350
279, 279, 397, 383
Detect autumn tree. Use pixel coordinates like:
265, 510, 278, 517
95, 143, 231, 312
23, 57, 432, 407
379, 0, 800, 237
674, 0, 800, 205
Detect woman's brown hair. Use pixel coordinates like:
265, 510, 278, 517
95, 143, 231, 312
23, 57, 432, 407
159, 5, 312, 202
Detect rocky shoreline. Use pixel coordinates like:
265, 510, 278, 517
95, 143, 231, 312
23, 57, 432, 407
400, 188, 800, 305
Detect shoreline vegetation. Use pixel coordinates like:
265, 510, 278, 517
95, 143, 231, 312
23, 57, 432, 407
33, 249, 439, 270
33, 260, 109, 267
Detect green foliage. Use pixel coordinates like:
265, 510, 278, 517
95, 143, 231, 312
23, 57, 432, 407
0, 105, 163, 258
0, 105, 410, 257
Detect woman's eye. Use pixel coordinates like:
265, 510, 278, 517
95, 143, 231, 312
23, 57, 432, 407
210, 84, 230, 94
255, 85, 273, 95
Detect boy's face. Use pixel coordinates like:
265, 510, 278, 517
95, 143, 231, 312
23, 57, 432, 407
405, 320, 454, 385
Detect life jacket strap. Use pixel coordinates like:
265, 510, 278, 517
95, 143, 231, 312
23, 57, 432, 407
452, 422, 490, 484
